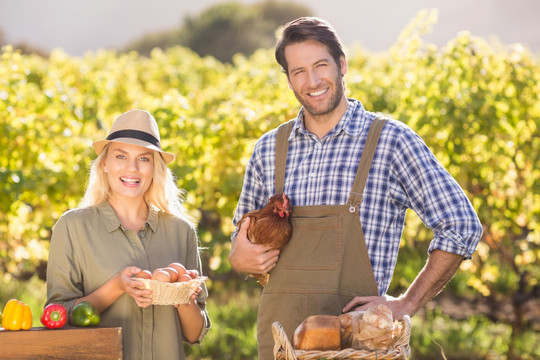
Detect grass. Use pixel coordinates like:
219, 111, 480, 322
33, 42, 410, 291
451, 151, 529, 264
185, 286, 260, 360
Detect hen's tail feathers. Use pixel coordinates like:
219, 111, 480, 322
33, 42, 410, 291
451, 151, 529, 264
246, 272, 270, 287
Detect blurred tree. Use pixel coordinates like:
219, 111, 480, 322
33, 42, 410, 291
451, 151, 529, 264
0, 27, 48, 57
121, 29, 180, 57
124, 0, 312, 62
10, 42, 49, 57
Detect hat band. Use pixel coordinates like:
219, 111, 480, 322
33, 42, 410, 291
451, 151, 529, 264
106, 129, 161, 149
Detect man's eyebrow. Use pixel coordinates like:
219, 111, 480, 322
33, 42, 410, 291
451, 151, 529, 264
290, 58, 331, 73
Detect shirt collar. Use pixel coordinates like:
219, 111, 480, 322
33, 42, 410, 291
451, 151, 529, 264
97, 201, 158, 233
146, 206, 159, 232
289, 99, 367, 141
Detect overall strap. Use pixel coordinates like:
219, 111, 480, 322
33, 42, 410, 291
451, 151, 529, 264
347, 117, 387, 213
275, 120, 294, 194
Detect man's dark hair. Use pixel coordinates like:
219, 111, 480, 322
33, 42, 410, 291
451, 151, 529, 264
275, 17, 346, 76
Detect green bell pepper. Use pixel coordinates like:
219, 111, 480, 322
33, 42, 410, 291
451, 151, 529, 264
70, 301, 100, 327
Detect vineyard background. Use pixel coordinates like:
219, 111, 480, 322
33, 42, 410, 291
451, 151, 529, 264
1, 12, 539, 359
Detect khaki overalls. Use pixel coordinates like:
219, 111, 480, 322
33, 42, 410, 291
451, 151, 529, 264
256, 118, 387, 359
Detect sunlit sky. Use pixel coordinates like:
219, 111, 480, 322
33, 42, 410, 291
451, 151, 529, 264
1, 0, 539, 55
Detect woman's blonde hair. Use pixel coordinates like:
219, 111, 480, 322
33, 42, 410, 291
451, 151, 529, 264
80, 144, 194, 226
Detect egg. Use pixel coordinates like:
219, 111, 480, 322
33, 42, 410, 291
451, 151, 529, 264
162, 267, 179, 282
135, 270, 152, 279
167, 262, 187, 276
152, 269, 171, 282
177, 274, 192, 283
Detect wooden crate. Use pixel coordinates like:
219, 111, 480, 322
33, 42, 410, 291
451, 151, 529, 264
0, 326, 123, 360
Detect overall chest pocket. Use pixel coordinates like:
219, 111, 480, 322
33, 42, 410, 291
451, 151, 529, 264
282, 215, 342, 270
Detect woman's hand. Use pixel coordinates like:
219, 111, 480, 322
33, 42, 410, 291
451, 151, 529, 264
75, 266, 153, 313
181, 286, 202, 305
121, 266, 153, 308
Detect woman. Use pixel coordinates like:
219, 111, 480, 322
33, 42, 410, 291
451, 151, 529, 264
46, 109, 210, 360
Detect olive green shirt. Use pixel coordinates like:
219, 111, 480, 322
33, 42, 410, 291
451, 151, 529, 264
46, 201, 210, 360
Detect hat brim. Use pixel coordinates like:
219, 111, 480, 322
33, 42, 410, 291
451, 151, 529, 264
93, 138, 175, 164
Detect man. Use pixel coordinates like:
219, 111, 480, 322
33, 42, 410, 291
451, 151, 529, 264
229, 17, 482, 359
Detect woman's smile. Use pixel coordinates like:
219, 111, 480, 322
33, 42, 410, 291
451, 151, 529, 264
105, 142, 154, 201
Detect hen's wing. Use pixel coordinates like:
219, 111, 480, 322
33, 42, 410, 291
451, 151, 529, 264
238, 198, 292, 287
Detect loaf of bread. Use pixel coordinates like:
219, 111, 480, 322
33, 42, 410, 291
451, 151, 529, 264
339, 305, 398, 351
363, 304, 394, 330
338, 310, 364, 349
292, 315, 341, 351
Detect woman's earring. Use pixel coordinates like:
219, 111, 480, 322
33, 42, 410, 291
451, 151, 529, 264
104, 167, 108, 173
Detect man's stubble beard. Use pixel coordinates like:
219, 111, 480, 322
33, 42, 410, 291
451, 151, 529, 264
294, 74, 345, 118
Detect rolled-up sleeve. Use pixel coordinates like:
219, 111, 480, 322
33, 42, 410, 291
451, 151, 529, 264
191, 310, 211, 344
428, 204, 483, 259
393, 129, 483, 259
185, 227, 212, 344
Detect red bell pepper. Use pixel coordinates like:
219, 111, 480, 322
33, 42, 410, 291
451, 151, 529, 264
40, 304, 67, 329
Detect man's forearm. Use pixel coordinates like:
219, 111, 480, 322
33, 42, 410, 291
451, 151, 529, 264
401, 249, 464, 316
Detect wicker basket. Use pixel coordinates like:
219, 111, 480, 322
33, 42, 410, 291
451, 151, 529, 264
136, 276, 207, 305
272, 315, 411, 360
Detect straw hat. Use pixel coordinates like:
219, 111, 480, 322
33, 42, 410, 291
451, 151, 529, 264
92, 109, 175, 164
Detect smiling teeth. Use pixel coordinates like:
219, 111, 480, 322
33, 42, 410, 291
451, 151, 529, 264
121, 178, 139, 184
309, 89, 327, 96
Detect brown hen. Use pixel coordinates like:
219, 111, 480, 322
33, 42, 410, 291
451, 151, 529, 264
238, 193, 293, 286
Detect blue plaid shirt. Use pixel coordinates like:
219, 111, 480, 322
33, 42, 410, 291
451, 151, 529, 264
233, 99, 482, 295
